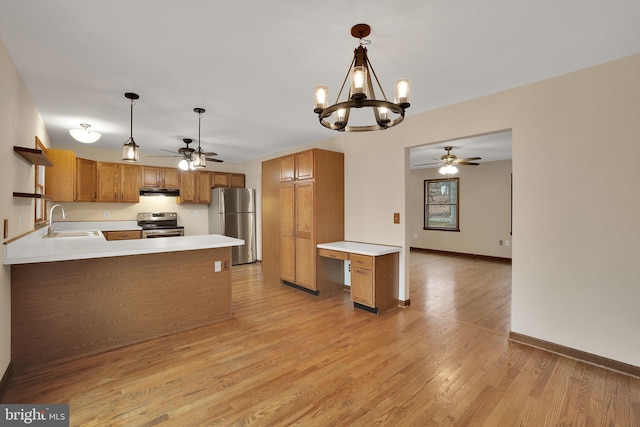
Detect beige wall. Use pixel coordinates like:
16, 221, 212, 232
408, 159, 513, 258
1, 40, 52, 375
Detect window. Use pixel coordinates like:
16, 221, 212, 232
424, 178, 459, 231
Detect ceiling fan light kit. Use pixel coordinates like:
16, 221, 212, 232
415, 146, 482, 175
439, 164, 459, 175
314, 23, 410, 132
122, 92, 140, 163
69, 123, 101, 144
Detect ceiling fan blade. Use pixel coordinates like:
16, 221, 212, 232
202, 151, 218, 156
413, 161, 443, 166
145, 155, 182, 158
457, 161, 480, 166
456, 157, 481, 162
206, 158, 224, 163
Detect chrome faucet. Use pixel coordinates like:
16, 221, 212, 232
48, 204, 67, 236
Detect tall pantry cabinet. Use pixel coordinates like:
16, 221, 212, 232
271, 148, 344, 295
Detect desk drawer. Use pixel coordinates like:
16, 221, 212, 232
318, 248, 349, 260
350, 253, 373, 270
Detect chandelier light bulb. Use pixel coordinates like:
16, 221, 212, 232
395, 79, 411, 106
378, 106, 389, 121
314, 85, 328, 112
350, 66, 368, 97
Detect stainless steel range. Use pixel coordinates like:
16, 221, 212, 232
137, 212, 185, 238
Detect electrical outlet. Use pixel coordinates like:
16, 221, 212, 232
104, 211, 110, 218
505, 239, 510, 247
193, 211, 198, 218
393, 213, 400, 224
223, 260, 229, 270
499, 240, 503, 246
214, 261, 222, 272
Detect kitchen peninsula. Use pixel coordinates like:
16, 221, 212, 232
3, 223, 243, 370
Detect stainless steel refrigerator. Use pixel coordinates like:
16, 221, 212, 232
209, 187, 257, 265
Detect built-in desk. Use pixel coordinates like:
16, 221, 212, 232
317, 241, 401, 314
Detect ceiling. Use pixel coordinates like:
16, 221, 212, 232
1, 1, 639, 164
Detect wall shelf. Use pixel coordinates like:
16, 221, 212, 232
14, 146, 53, 166
13, 192, 51, 200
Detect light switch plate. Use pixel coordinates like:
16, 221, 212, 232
393, 213, 400, 224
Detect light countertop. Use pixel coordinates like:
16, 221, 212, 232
317, 241, 401, 256
3, 221, 243, 265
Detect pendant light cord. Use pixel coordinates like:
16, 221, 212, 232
130, 99, 135, 141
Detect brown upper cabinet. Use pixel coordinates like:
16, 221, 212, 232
212, 171, 245, 188
45, 148, 76, 202
45, 149, 98, 202
179, 171, 211, 204
96, 162, 140, 203
140, 166, 180, 189
280, 150, 314, 182
75, 158, 97, 202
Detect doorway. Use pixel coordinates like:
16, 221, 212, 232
407, 130, 513, 332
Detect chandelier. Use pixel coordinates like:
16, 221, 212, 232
314, 24, 410, 132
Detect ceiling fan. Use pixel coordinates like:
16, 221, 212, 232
413, 146, 480, 174
147, 138, 223, 169
146, 108, 223, 169
153, 138, 223, 161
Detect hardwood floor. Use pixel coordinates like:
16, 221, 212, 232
3, 250, 639, 426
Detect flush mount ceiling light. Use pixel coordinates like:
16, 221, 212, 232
69, 123, 101, 143
314, 23, 410, 132
122, 92, 140, 163
191, 108, 207, 169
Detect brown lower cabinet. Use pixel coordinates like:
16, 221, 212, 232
318, 248, 399, 314
102, 230, 142, 241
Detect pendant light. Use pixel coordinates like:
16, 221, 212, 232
314, 24, 410, 132
69, 123, 101, 143
122, 92, 140, 162
192, 108, 207, 169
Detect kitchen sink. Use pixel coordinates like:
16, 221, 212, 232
45, 230, 101, 238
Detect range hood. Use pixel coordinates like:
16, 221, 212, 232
139, 188, 180, 197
